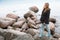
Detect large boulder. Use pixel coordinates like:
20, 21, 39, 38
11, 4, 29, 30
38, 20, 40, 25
7, 26, 22, 32
49, 18, 56, 24
26, 28, 39, 36
12, 21, 25, 28
29, 6, 39, 13
27, 17, 40, 29
24, 11, 37, 20
0, 28, 34, 40
24, 11, 32, 19
0, 36, 4, 40
6, 13, 20, 20
0, 20, 10, 28
49, 22, 55, 35
0, 17, 16, 28
27, 17, 35, 24
53, 33, 60, 38
12, 34, 34, 40
27, 17, 36, 28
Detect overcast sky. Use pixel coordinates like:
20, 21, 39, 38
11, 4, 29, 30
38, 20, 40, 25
0, 0, 60, 17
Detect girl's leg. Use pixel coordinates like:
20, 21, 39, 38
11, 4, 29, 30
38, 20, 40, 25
45, 24, 51, 37
39, 23, 44, 37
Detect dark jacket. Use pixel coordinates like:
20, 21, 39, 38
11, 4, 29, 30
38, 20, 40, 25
40, 8, 50, 24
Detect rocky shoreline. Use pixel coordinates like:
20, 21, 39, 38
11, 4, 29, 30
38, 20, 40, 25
0, 13, 59, 40
0, 6, 60, 40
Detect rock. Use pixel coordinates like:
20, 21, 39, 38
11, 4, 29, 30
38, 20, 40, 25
28, 23, 40, 29
27, 17, 36, 25
6, 13, 19, 20
35, 24, 40, 29
28, 23, 35, 28
49, 22, 55, 35
0, 20, 11, 28
30, 16, 37, 22
34, 34, 57, 40
58, 38, 60, 40
28, 22, 40, 29
13, 21, 25, 28
17, 18, 26, 22
34, 36, 50, 40
26, 28, 39, 36
8, 26, 22, 31
26, 29, 36, 36
49, 18, 56, 23
33, 33, 40, 40
50, 38, 58, 40
29, 6, 39, 13
0, 36, 4, 40
0, 17, 16, 22
33, 31, 49, 40
22, 23, 28, 29
53, 33, 60, 38
24, 11, 32, 19
7, 26, 13, 29
12, 34, 34, 40
15, 28, 22, 31
24, 11, 37, 20
35, 20, 41, 24
0, 28, 34, 40
21, 22, 28, 32
27, 17, 37, 28
32, 29, 39, 34
0, 17, 16, 28
41, 36, 50, 40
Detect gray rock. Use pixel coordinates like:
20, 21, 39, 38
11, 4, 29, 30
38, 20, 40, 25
53, 33, 60, 38
12, 34, 34, 40
34, 35, 57, 40
29, 6, 39, 13
26, 28, 39, 36
0, 28, 34, 40
0, 36, 4, 40
49, 18, 56, 24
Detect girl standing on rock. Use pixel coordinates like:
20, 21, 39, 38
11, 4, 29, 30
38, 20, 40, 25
39, 3, 51, 38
